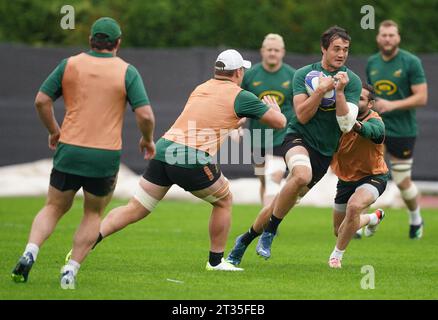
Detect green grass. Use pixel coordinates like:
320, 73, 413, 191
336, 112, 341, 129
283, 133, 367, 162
0, 197, 437, 300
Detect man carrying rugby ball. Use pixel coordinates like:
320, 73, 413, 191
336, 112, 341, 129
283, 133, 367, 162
226, 26, 362, 266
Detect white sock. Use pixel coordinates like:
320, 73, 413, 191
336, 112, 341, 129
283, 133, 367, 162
66, 259, 81, 276
23, 243, 39, 261
330, 247, 345, 260
368, 213, 379, 226
409, 207, 422, 225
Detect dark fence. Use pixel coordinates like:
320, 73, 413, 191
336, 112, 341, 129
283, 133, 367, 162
1, 44, 437, 180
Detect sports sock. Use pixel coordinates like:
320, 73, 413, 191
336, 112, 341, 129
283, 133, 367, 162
330, 246, 345, 260
240, 226, 261, 245
409, 206, 422, 226
23, 243, 39, 261
66, 259, 81, 276
209, 251, 224, 267
265, 215, 282, 234
368, 212, 379, 226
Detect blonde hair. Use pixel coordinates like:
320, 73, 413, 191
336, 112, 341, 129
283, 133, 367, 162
379, 20, 399, 33
262, 33, 285, 48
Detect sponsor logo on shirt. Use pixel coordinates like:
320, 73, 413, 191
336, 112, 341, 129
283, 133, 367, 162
393, 69, 403, 77
403, 150, 412, 157
252, 81, 262, 87
370, 69, 378, 76
374, 80, 397, 96
258, 90, 285, 106
281, 81, 290, 88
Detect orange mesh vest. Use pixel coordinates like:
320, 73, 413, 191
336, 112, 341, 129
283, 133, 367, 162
331, 111, 388, 181
163, 79, 243, 156
60, 53, 129, 150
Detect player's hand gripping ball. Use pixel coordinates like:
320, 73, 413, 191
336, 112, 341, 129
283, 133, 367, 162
305, 70, 336, 107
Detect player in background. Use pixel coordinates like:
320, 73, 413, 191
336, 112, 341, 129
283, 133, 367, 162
226, 26, 361, 266
366, 20, 428, 239
329, 83, 388, 268
242, 33, 296, 208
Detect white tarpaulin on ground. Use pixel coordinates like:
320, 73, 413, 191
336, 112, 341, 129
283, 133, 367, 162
0, 159, 414, 208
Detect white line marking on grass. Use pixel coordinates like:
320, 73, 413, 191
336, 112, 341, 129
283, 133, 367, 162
166, 278, 184, 284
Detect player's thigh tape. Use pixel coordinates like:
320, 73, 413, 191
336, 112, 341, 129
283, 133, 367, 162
134, 185, 159, 211
390, 159, 413, 185
286, 154, 311, 172
400, 183, 418, 201
203, 180, 230, 203
334, 203, 347, 213
265, 155, 287, 175
356, 183, 380, 202
265, 155, 286, 197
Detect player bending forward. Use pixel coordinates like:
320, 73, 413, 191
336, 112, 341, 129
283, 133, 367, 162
64, 49, 286, 284
328, 83, 389, 268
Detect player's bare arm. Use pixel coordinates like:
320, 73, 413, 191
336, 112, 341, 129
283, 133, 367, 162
259, 95, 287, 129
34, 91, 61, 150
135, 105, 156, 159
374, 83, 428, 113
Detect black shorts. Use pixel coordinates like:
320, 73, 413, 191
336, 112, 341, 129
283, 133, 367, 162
334, 175, 388, 205
50, 168, 117, 197
252, 145, 286, 164
143, 159, 221, 191
282, 133, 332, 189
385, 136, 416, 159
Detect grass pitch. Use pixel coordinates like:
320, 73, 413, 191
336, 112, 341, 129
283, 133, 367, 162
0, 197, 437, 300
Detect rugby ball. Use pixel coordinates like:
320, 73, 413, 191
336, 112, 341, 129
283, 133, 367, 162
304, 70, 336, 107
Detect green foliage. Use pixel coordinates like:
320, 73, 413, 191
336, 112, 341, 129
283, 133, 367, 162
1, 0, 437, 53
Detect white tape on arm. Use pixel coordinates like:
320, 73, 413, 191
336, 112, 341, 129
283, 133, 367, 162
336, 102, 358, 133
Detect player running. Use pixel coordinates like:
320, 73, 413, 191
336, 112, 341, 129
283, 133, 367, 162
66, 49, 286, 277
226, 26, 361, 266
328, 83, 389, 268
11, 17, 156, 289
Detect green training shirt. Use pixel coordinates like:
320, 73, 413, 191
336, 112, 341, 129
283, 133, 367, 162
39, 50, 150, 177
154, 89, 270, 168
242, 63, 296, 149
288, 62, 362, 157
366, 49, 426, 137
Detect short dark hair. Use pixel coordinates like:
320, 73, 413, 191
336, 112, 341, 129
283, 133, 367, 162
320, 26, 351, 50
362, 83, 376, 101
90, 33, 120, 51
214, 61, 236, 77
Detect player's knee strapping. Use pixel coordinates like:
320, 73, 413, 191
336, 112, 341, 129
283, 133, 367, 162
400, 183, 418, 201
334, 203, 347, 213
134, 185, 159, 211
202, 180, 230, 203
356, 183, 380, 202
265, 155, 286, 196
390, 159, 413, 185
286, 154, 311, 172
